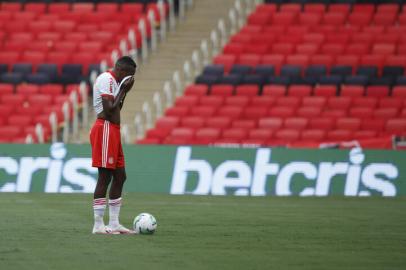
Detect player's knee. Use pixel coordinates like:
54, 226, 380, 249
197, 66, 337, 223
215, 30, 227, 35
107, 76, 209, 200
114, 174, 126, 185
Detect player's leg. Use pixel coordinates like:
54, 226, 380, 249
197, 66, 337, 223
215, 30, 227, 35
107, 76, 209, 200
90, 120, 118, 234
108, 167, 134, 234
92, 168, 115, 234
107, 133, 133, 234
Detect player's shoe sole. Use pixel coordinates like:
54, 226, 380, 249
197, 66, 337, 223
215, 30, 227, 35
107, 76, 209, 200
108, 224, 137, 235
92, 226, 120, 235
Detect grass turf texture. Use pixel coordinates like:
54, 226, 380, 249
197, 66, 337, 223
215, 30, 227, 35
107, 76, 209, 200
0, 194, 405, 270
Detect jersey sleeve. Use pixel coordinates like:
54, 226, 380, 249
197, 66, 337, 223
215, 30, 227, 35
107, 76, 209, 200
96, 74, 114, 99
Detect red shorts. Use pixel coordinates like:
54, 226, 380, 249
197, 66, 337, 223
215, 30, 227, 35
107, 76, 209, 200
90, 119, 125, 169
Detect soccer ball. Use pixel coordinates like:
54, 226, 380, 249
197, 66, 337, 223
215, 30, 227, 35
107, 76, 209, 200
133, 213, 157, 234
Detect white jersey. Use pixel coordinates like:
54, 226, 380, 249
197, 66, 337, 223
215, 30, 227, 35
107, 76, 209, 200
93, 71, 120, 114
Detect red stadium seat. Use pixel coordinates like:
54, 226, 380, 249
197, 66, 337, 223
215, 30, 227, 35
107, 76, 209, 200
392, 86, 406, 98
164, 128, 195, 144
184, 84, 208, 96
284, 117, 308, 130
242, 107, 268, 120
0, 105, 15, 115
386, 119, 406, 135
54, 41, 77, 53
222, 128, 248, 141
224, 96, 249, 107
301, 129, 326, 141
121, 3, 144, 14
48, 3, 70, 13
373, 108, 399, 119
155, 116, 180, 130
302, 96, 326, 107
235, 85, 259, 96
327, 130, 353, 141
262, 85, 286, 96
16, 84, 40, 95
248, 13, 272, 25
72, 3, 94, 12
1, 3, 22, 12
296, 44, 320, 55
272, 43, 295, 55
175, 96, 199, 107
352, 97, 377, 108
136, 138, 160, 145
311, 55, 335, 69
276, 97, 301, 107
366, 86, 390, 97
335, 118, 361, 131
64, 32, 88, 43
28, 94, 53, 106
341, 86, 365, 97
232, 119, 257, 129
210, 85, 234, 96
314, 85, 337, 97
205, 117, 232, 129
24, 3, 46, 13
349, 107, 373, 119
248, 129, 274, 141
261, 54, 286, 73
213, 54, 237, 72
97, 3, 119, 12
288, 85, 312, 97
0, 126, 23, 141
194, 128, 221, 144
299, 13, 322, 26
361, 118, 385, 132
7, 115, 33, 127
296, 107, 323, 118
274, 129, 300, 142
165, 107, 189, 117
217, 106, 243, 119
250, 96, 276, 107
0, 83, 14, 95
239, 54, 261, 67
323, 12, 347, 25
223, 43, 245, 56
322, 109, 347, 118
268, 106, 295, 118
181, 116, 205, 130
379, 98, 403, 110
309, 117, 335, 130
327, 96, 352, 110
258, 117, 283, 130
190, 106, 217, 117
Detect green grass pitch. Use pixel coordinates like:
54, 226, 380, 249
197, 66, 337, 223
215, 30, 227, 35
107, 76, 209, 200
0, 193, 405, 270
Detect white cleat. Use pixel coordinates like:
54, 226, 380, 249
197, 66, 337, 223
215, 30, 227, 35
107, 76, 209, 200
108, 224, 136, 235
92, 225, 120, 235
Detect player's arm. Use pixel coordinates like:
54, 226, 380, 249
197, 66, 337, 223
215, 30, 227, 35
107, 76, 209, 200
102, 77, 134, 116
119, 92, 127, 109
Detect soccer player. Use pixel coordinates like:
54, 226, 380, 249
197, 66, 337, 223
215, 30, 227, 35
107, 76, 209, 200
89, 56, 136, 234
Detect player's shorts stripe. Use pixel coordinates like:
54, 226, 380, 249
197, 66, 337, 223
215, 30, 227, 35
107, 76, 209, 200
105, 121, 110, 167
102, 121, 108, 167
102, 121, 105, 167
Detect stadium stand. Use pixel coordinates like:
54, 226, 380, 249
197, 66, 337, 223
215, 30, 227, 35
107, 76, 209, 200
139, 1, 406, 149
0, 1, 168, 143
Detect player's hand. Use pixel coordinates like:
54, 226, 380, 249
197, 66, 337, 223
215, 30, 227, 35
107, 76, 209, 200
122, 76, 135, 93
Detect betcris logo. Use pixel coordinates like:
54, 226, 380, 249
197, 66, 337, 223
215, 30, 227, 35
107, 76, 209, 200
170, 147, 398, 197
0, 143, 97, 193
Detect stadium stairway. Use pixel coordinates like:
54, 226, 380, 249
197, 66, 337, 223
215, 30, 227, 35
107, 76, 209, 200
78, 0, 236, 143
